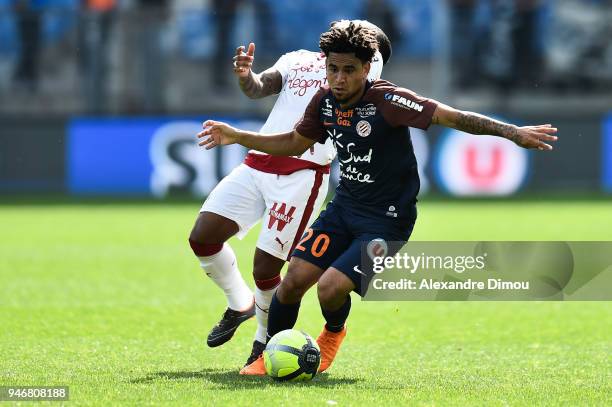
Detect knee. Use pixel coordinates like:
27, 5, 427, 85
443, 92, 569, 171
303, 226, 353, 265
276, 271, 307, 303
189, 220, 217, 246
317, 279, 341, 307
188, 214, 228, 256
189, 212, 236, 249
188, 237, 223, 257
317, 274, 350, 309
252, 250, 284, 281
188, 223, 203, 244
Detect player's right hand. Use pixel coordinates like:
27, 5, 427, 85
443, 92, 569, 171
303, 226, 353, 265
511, 124, 558, 151
197, 120, 240, 150
233, 43, 255, 78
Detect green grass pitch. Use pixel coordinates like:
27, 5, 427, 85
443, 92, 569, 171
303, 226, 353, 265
1, 200, 610, 406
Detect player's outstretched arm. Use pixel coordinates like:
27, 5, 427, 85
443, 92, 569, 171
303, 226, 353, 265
197, 120, 316, 156
233, 43, 282, 99
431, 103, 558, 151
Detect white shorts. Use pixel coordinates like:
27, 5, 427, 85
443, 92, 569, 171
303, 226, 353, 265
201, 164, 330, 260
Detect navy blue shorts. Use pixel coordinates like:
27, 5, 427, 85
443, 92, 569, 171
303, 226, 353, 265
291, 200, 415, 296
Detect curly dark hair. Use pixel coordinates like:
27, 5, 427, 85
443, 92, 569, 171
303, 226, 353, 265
331, 20, 393, 65
356, 20, 392, 65
319, 22, 378, 64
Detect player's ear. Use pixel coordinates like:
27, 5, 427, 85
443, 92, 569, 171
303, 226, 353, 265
362, 61, 371, 79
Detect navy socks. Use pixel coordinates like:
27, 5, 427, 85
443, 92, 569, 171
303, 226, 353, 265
321, 295, 351, 333
266, 292, 301, 341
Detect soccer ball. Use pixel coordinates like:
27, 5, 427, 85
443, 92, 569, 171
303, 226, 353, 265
263, 329, 321, 381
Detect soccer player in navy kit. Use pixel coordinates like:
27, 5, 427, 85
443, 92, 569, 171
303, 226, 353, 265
197, 22, 558, 375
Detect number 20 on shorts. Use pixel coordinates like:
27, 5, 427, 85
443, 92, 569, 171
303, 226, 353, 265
295, 228, 330, 257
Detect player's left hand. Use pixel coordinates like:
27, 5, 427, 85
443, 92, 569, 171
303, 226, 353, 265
197, 120, 240, 150
233, 43, 255, 78
511, 124, 558, 151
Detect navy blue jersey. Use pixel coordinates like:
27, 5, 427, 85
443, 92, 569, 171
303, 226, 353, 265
296, 80, 437, 222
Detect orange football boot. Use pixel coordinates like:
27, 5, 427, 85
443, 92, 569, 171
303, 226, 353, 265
316, 326, 347, 372
239, 354, 266, 376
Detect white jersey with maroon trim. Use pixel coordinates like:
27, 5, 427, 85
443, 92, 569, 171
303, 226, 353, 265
248, 49, 384, 168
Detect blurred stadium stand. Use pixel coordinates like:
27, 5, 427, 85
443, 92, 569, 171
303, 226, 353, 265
1, 0, 611, 198
0, 0, 610, 115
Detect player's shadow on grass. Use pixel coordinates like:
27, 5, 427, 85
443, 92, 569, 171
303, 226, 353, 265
131, 368, 361, 388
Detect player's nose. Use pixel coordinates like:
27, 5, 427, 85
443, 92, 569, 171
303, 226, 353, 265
335, 72, 347, 84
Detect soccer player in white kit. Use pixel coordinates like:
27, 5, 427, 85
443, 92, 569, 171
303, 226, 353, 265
187, 20, 391, 370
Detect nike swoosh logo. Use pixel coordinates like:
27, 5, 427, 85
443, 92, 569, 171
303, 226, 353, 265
353, 265, 366, 276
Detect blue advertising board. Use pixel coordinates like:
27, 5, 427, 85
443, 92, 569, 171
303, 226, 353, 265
603, 114, 612, 193
67, 117, 263, 196
62, 114, 606, 197
432, 117, 531, 197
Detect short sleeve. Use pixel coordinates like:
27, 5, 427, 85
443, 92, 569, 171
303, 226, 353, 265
377, 86, 438, 130
295, 88, 327, 143
271, 53, 293, 86
367, 50, 384, 81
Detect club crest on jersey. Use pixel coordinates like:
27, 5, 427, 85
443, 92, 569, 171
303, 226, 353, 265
384, 93, 424, 112
356, 120, 372, 137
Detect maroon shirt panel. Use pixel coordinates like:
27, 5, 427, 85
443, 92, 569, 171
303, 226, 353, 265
365, 80, 438, 130
295, 86, 329, 142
